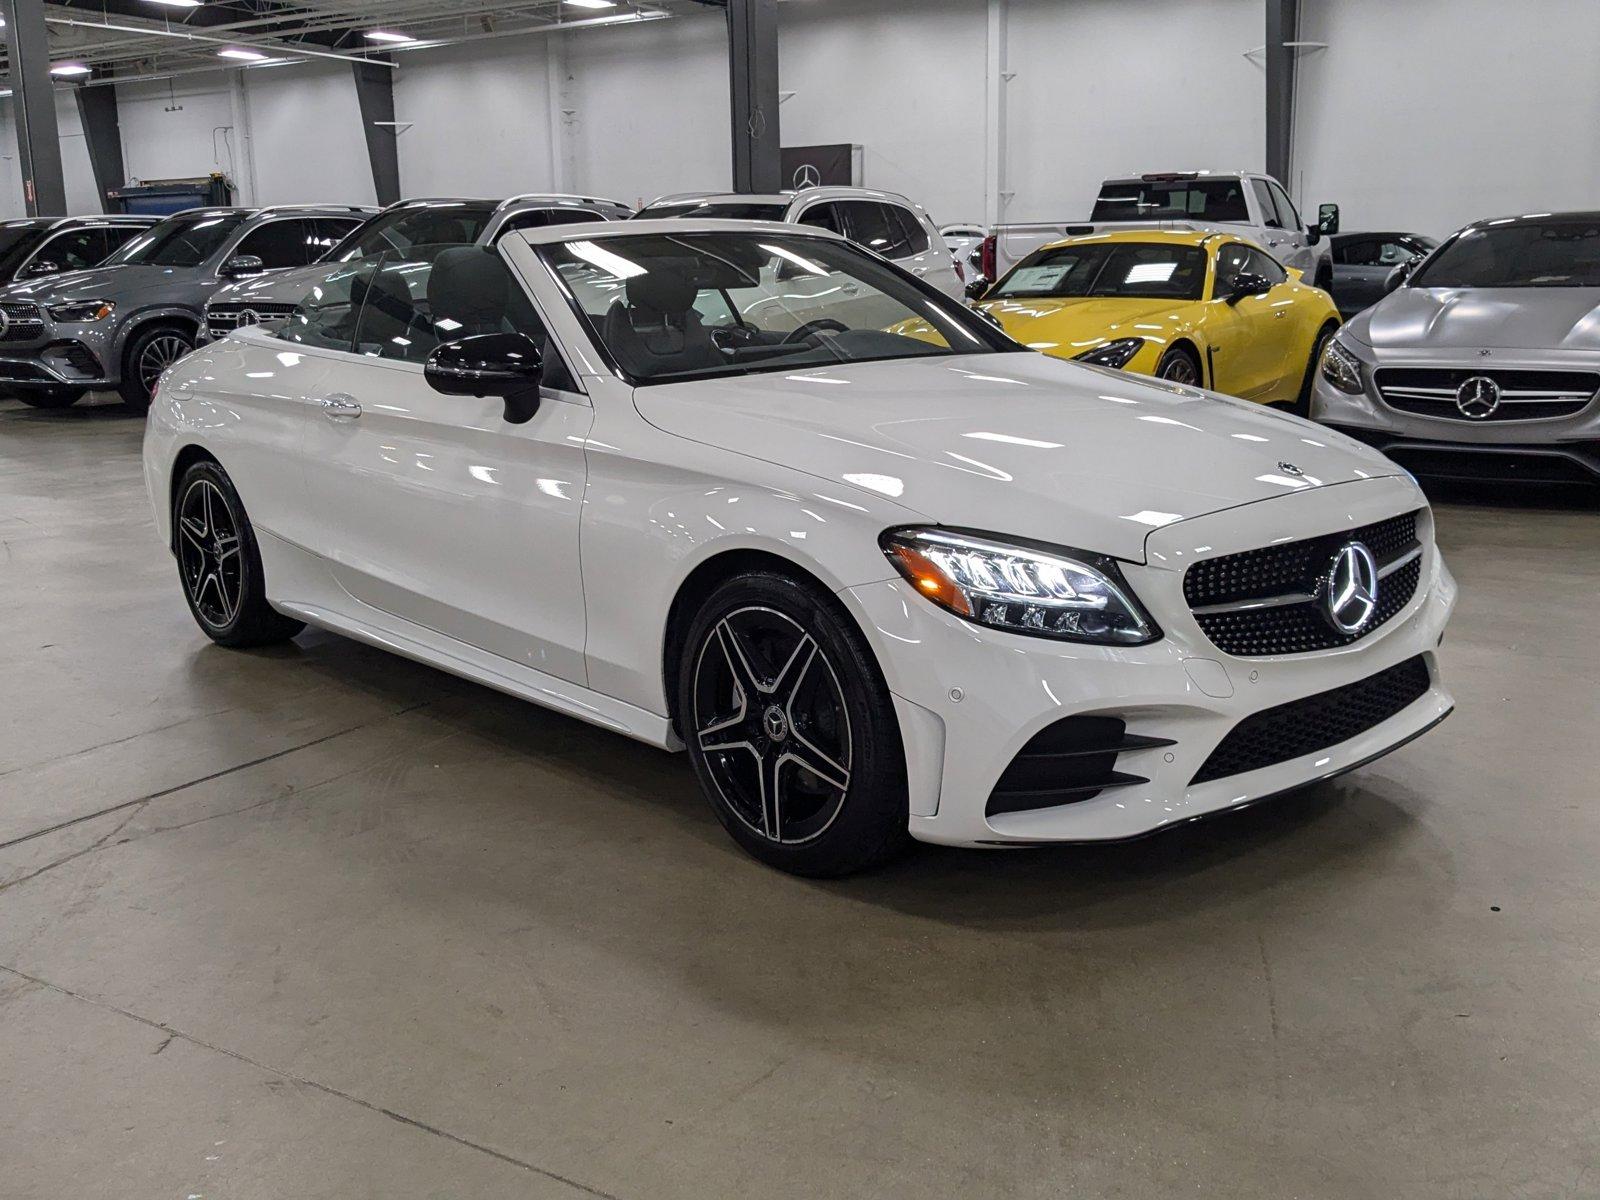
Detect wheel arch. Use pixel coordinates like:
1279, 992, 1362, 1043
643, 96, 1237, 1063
167, 443, 220, 552
1159, 336, 1205, 385
115, 308, 202, 376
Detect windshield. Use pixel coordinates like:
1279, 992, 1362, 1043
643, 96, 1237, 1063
0, 222, 49, 277
992, 242, 1208, 301
327, 202, 495, 263
1411, 219, 1600, 288
1091, 178, 1249, 224
635, 201, 788, 222
541, 230, 1012, 385
112, 213, 248, 268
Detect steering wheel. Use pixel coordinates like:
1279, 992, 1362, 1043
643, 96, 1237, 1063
782, 318, 851, 345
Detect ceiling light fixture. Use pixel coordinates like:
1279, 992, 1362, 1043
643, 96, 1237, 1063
143, 0, 205, 9
218, 48, 270, 61
565, 0, 618, 8
50, 63, 93, 76
365, 30, 416, 44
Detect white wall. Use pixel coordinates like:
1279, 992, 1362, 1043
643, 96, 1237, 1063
246, 61, 375, 207
780, 0, 987, 224
1295, 0, 1600, 238
115, 76, 236, 189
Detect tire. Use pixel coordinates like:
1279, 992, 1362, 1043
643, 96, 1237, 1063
677, 571, 910, 876
1154, 344, 1202, 387
172, 459, 304, 648
1314, 265, 1334, 292
120, 323, 195, 412
12, 384, 86, 409
1291, 323, 1338, 418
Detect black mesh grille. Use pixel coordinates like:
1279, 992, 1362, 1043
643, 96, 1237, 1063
1386, 446, 1600, 484
1191, 656, 1432, 785
1184, 511, 1421, 657
1376, 367, 1596, 422
986, 716, 1170, 816
0, 301, 43, 342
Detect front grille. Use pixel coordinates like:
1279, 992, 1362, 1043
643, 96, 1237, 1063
206, 302, 296, 340
1191, 655, 1431, 784
0, 301, 44, 342
1184, 511, 1422, 657
1376, 367, 1597, 422
986, 716, 1172, 817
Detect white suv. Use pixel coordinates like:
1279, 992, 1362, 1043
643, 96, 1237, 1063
635, 187, 964, 299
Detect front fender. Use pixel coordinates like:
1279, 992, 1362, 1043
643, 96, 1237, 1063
112, 305, 205, 372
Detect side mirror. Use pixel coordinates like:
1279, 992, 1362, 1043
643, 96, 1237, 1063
1226, 272, 1273, 304
964, 277, 990, 302
220, 254, 266, 278
1317, 202, 1341, 236
425, 331, 544, 424
1383, 257, 1419, 294
21, 259, 60, 278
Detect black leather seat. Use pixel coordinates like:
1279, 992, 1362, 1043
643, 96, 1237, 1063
601, 261, 724, 379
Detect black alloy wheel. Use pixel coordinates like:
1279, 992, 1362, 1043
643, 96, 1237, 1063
172, 460, 304, 647
680, 573, 908, 876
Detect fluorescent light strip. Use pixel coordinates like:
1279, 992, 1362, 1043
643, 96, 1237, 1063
50, 63, 93, 76
218, 48, 270, 61
565, 0, 618, 7
365, 30, 416, 44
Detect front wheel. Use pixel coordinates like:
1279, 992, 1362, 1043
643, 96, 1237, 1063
173, 459, 304, 648
1291, 323, 1338, 417
678, 572, 909, 876
120, 324, 195, 412
11, 384, 86, 409
1154, 345, 1201, 387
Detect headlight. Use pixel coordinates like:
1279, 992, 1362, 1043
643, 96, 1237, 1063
48, 300, 115, 323
1320, 336, 1365, 394
881, 527, 1158, 645
1072, 337, 1144, 370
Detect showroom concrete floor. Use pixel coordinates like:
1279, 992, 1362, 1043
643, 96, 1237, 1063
1, 394, 1596, 1200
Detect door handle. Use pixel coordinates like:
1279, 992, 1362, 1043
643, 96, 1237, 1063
319, 394, 361, 419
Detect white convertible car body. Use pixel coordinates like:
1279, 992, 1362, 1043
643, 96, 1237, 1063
145, 219, 1455, 864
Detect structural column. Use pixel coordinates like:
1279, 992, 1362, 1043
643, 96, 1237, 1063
74, 85, 124, 213
983, 0, 1010, 228
0, 0, 67, 215
727, 0, 781, 194
352, 58, 401, 208
1264, 0, 1297, 185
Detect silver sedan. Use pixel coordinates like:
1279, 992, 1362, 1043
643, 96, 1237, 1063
1311, 211, 1600, 484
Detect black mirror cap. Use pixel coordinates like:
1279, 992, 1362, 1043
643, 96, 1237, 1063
221, 254, 266, 278
425, 332, 545, 422
1317, 202, 1341, 237
964, 277, 991, 302
1226, 272, 1273, 304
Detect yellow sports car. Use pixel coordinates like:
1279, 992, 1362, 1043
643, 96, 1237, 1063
976, 230, 1340, 411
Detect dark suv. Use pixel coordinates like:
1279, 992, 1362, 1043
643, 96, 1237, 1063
0, 215, 157, 286
0, 203, 372, 410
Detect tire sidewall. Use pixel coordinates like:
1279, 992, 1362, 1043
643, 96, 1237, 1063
677, 571, 908, 876
122, 323, 194, 411
174, 461, 264, 643
1295, 323, 1336, 416
1155, 345, 1201, 386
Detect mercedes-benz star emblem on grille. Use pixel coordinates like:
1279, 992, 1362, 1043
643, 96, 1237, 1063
1323, 541, 1380, 635
236, 308, 262, 328
1455, 374, 1501, 420
793, 163, 822, 189
1278, 461, 1303, 477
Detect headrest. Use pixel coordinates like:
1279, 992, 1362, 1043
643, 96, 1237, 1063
625, 261, 700, 315
427, 246, 509, 326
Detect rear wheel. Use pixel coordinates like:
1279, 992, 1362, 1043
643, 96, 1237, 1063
11, 384, 86, 409
1291, 323, 1338, 417
173, 459, 304, 648
1155, 344, 1201, 387
678, 571, 909, 876
120, 323, 194, 412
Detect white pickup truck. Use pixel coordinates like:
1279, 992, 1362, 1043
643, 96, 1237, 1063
978, 171, 1341, 291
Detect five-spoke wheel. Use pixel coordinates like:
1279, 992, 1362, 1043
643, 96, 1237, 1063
679, 572, 908, 876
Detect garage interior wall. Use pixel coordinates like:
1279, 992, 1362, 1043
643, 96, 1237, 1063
0, 0, 1594, 232
1293, 0, 1600, 237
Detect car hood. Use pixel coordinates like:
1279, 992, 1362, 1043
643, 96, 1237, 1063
978, 296, 1188, 352
632, 352, 1402, 562
1348, 285, 1600, 353
0, 263, 194, 303
210, 262, 327, 306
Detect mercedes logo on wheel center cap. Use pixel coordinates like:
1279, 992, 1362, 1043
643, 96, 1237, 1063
762, 705, 790, 742
1324, 541, 1380, 635
1455, 374, 1501, 420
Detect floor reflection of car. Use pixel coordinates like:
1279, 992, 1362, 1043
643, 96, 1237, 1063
634, 186, 964, 298
145, 218, 1454, 877
1314, 211, 1600, 483
976, 229, 1340, 410
1328, 231, 1438, 317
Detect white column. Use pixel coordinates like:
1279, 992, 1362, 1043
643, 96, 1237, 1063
228, 74, 259, 205
983, 0, 1010, 228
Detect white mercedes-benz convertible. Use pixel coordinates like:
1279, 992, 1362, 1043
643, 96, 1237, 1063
143, 219, 1456, 875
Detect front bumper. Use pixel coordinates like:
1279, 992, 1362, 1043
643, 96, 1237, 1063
839, 475, 1455, 847
1311, 356, 1600, 483
0, 316, 113, 388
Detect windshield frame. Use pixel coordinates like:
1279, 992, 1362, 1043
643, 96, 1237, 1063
534, 229, 1021, 387
1410, 218, 1600, 290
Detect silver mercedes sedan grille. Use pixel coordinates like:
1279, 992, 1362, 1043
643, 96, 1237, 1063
1375, 367, 1598, 422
